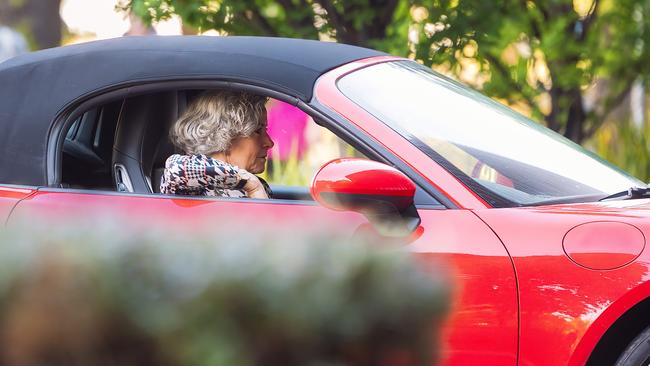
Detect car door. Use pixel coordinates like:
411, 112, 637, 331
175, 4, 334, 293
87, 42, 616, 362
8, 188, 517, 366
0, 185, 35, 225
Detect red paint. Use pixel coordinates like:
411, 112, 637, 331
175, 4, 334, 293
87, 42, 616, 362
0, 185, 35, 225
563, 221, 645, 270
315, 57, 490, 210
315, 59, 650, 365
10, 189, 518, 365
0, 186, 33, 196
311, 158, 416, 200
475, 201, 650, 366
410, 210, 518, 365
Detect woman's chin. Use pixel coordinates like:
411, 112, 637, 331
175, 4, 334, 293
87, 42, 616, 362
248, 161, 266, 174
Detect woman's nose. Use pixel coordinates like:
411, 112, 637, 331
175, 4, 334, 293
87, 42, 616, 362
263, 131, 274, 149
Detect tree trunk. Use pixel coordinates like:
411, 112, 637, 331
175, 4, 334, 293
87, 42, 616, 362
546, 88, 562, 133
0, 0, 63, 49
564, 89, 586, 143
318, 0, 398, 48
545, 86, 589, 143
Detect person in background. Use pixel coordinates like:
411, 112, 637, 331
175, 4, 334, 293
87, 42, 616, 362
123, 12, 156, 36
161, 90, 274, 199
0, 26, 28, 63
266, 100, 308, 162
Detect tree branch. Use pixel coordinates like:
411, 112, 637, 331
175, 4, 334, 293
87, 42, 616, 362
577, 0, 600, 42
317, 0, 350, 43
275, 0, 293, 9
585, 80, 634, 137
483, 52, 541, 117
247, 8, 279, 36
535, 2, 551, 22
544, 59, 569, 133
546, 88, 562, 132
0, 1, 24, 27
376, 0, 399, 29
583, 0, 599, 28
275, 0, 318, 38
520, 0, 543, 41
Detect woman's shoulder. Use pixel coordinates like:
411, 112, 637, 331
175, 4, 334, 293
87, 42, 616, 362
164, 153, 189, 166
165, 154, 229, 167
165, 154, 242, 181
166, 154, 236, 165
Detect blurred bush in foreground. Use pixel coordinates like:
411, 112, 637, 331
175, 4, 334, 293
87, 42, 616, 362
0, 220, 448, 366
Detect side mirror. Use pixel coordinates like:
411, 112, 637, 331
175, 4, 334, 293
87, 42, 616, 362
311, 158, 421, 237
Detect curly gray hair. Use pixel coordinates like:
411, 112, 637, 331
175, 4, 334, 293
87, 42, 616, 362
170, 90, 268, 155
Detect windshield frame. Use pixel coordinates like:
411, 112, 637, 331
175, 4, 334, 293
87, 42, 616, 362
333, 60, 645, 208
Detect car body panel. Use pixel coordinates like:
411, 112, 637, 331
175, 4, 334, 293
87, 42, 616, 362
314, 57, 490, 210
474, 200, 650, 365
0, 186, 35, 224
317, 56, 650, 365
9, 190, 518, 365
409, 209, 518, 365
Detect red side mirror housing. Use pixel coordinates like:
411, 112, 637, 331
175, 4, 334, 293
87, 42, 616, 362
311, 158, 420, 236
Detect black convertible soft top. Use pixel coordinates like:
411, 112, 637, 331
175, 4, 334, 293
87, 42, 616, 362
0, 36, 384, 186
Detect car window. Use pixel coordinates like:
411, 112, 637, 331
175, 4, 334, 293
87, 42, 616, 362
261, 100, 366, 188
257, 99, 438, 206
60, 100, 121, 190
338, 61, 644, 207
58, 93, 366, 199
58, 89, 437, 207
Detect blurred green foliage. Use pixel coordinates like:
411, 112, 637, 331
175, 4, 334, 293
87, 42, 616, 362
121, 0, 650, 146
120, 0, 650, 174
590, 121, 650, 182
412, 0, 650, 143
0, 220, 448, 365
262, 138, 310, 186
117, 0, 413, 55
265, 153, 308, 186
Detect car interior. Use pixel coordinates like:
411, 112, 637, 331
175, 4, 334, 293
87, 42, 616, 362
60, 89, 357, 202
62, 91, 179, 194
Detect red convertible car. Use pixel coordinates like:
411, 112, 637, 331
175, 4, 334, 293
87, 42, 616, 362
0, 36, 649, 365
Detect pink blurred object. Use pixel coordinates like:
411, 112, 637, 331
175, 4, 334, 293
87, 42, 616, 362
266, 100, 308, 160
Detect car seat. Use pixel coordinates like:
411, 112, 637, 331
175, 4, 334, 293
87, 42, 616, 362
112, 91, 182, 193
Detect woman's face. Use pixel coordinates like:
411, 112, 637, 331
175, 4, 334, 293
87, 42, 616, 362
227, 114, 274, 174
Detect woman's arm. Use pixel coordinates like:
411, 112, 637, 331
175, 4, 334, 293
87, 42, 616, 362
161, 154, 268, 198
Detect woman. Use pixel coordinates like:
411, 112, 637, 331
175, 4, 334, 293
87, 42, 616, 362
161, 90, 275, 199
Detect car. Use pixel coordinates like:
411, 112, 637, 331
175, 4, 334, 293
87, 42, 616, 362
0, 36, 649, 366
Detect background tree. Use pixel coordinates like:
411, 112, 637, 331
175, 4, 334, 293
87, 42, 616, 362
118, 0, 412, 59
0, 0, 64, 49
412, 0, 650, 143
122, 0, 650, 144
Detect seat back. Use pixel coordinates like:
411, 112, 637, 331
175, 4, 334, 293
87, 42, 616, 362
112, 91, 180, 193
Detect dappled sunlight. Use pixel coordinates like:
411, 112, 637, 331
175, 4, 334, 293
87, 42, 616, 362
60, 0, 181, 44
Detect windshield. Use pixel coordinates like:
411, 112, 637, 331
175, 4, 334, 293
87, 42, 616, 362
337, 61, 644, 207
